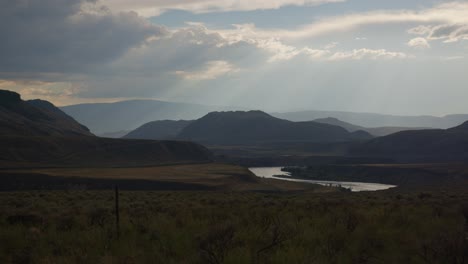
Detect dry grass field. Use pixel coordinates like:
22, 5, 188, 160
1, 163, 327, 192
1, 189, 467, 263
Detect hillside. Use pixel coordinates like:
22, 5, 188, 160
274, 110, 468, 129
313, 117, 429, 137
313, 117, 365, 132
350, 121, 468, 162
0, 90, 92, 137
0, 136, 213, 167
0, 90, 213, 167
177, 111, 373, 145
61, 100, 241, 134
124, 120, 193, 140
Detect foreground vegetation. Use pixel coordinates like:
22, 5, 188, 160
1, 189, 467, 263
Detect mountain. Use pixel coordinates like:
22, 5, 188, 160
61, 99, 468, 135
449, 121, 468, 131
313, 117, 429, 137
0, 90, 213, 166
0, 90, 92, 137
61, 100, 242, 134
176, 111, 373, 145
350, 121, 468, 162
273, 110, 468, 129
313, 117, 365, 132
124, 120, 193, 140
365, 127, 429, 137
98, 130, 131, 138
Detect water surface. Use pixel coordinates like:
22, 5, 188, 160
249, 167, 396, 192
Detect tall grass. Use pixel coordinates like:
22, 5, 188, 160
1, 190, 467, 263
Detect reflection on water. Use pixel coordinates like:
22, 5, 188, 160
249, 167, 396, 192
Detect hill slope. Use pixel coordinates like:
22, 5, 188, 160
313, 117, 429, 137
313, 117, 365, 132
274, 110, 468, 129
177, 111, 373, 145
0, 136, 213, 167
124, 120, 193, 140
61, 100, 240, 134
0, 90, 213, 167
350, 121, 468, 162
0, 90, 92, 137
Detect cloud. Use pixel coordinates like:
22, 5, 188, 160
211, 2, 468, 41
257, 41, 407, 62
409, 24, 468, 43
1, 0, 461, 108
407, 37, 430, 49
101, 0, 346, 17
175, 61, 239, 80
0, 0, 165, 78
109, 24, 260, 75
328, 49, 408, 61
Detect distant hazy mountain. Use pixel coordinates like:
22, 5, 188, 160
176, 111, 373, 145
313, 117, 429, 137
62, 99, 468, 135
365, 127, 429, 137
124, 120, 193, 140
0, 90, 92, 137
98, 130, 131, 138
350, 121, 468, 162
61, 100, 241, 134
273, 110, 468, 129
313, 117, 364, 132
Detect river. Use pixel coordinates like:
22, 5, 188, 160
249, 167, 396, 192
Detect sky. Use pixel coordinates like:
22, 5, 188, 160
1, 0, 467, 115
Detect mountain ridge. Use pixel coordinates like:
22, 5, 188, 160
0, 90, 213, 166
350, 121, 468, 162
0, 90, 93, 137
313, 117, 431, 137
178, 111, 372, 144
273, 110, 468, 129
61, 99, 468, 135
61, 99, 244, 134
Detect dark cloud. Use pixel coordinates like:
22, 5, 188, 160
429, 24, 462, 39
0, 0, 166, 77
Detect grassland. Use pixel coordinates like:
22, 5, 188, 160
1, 162, 467, 263
0, 163, 325, 192
1, 189, 467, 263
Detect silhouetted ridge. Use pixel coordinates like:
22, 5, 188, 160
0, 90, 93, 137
351, 122, 468, 162
314, 117, 365, 132
124, 120, 193, 140
0, 90, 21, 104
0, 90, 215, 166
350, 130, 374, 140
313, 117, 431, 137
448, 120, 468, 131
274, 110, 468, 129
176, 111, 371, 145
61, 100, 242, 134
